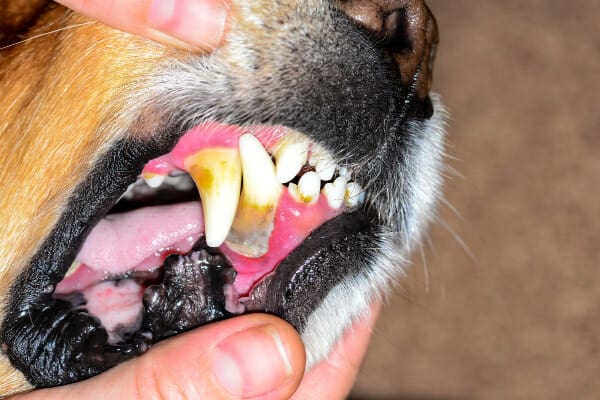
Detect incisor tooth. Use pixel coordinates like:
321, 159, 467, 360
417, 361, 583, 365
297, 171, 320, 204
185, 148, 242, 248
274, 134, 309, 183
344, 182, 365, 208
323, 176, 348, 209
315, 161, 336, 181
142, 172, 166, 188
309, 145, 336, 181
338, 166, 350, 179
226, 134, 281, 258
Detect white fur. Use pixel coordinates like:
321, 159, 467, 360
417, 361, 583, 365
301, 95, 447, 367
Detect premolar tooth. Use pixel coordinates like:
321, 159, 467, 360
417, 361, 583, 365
226, 134, 281, 258
120, 178, 143, 201
142, 172, 166, 188
323, 176, 348, 209
297, 171, 321, 204
185, 148, 242, 248
274, 134, 309, 183
344, 182, 365, 208
164, 174, 195, 191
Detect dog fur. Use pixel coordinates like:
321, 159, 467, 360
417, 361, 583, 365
0, 0, 444, 395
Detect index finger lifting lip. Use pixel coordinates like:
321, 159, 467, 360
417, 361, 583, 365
54, 0, 228, 51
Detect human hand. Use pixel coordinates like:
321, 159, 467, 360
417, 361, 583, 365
13, 306, 379, 399
54, 0, 229, 51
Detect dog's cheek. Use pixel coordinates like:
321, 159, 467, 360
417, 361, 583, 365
0, 9, 173, 393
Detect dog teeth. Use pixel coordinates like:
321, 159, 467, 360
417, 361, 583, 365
344, 182, 365, 208
65, 261, 82, 278
226, 134, 281, 258
129, 131, 361, 256
309, 145, 336, 181
274, 133, 310, 183
164, 173, 195, 191
185, 148, 242, 248
323, 176, 348, 209
338, 166, 350, 179
142, 173, 166, 188
298, 171, 321, 204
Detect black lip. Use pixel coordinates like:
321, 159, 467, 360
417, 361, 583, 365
262, 210, 378, 330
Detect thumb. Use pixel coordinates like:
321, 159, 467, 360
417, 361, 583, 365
19, 314, 306, 400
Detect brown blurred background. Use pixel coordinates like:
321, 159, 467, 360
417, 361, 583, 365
351, 1, 600, 399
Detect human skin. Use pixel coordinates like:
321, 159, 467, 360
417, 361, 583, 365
54, 0, 230, 51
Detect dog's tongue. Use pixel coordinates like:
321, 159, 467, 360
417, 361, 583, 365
57, 191, 338, 296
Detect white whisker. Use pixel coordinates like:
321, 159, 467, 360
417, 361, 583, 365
0, 21, 97, 52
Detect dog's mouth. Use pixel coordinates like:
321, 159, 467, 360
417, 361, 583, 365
53, 121, 368, 343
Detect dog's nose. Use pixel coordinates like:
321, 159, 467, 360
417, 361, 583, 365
339, 0, 438, 101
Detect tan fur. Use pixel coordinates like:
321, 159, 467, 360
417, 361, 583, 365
0, 6, 169, 394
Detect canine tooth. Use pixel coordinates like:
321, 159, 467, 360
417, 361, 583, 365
226, 134, 281, 258
344, 182, 365, 208
142, 172, 166, 188
185, 148, 242, 248
274, 134, 309, 183
323, 176, 348, 209
297, 171, 321, 204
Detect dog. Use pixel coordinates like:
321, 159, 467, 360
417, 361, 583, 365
0, 0, 444, 395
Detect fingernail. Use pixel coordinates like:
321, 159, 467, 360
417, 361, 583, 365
213, 324, 294, 397
148, 0, 227, 51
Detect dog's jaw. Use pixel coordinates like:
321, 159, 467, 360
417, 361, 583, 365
0, 0, 444, 393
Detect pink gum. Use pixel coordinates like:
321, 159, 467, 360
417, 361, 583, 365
143, 122, 288, 175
